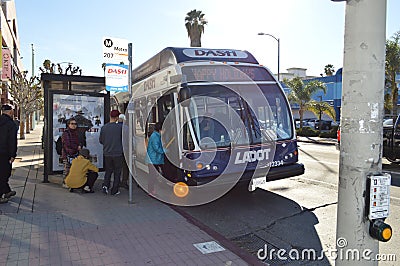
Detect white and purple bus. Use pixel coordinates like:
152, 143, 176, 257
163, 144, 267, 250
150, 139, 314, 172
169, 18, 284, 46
126, 47, 304, 191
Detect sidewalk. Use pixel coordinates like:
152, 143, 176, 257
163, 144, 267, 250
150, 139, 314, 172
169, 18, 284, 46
0, 122, 254, 266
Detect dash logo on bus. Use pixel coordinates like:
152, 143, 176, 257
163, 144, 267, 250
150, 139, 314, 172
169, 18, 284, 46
183, 49, 248, 59
234, 148, 271, 164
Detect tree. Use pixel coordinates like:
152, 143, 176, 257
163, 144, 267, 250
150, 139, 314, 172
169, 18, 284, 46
284, 77, 327, 128
185, 9, 207, 47
385, 31, 400, 117
8, 71, 42, 139
39, 59, 54, 73
307, 100, 336, 133
324, 64, 335, 76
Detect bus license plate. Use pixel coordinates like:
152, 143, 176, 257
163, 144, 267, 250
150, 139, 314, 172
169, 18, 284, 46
252, 176, 266, 188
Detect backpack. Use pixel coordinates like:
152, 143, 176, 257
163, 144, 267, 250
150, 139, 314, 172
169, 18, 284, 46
55, 136, 63, 155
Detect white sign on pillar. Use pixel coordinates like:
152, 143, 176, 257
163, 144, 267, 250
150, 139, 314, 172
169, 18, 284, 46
102, 37, 129, 64
105, 63, 129, 93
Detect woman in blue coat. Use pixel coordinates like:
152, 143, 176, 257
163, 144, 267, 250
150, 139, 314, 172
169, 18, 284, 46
146, 122, 165, 195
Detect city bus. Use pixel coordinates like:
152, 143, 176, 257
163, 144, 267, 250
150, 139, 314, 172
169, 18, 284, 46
126, 47, 304, 190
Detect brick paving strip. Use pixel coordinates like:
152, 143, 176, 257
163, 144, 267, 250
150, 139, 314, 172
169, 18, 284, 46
0, 122, 257, 266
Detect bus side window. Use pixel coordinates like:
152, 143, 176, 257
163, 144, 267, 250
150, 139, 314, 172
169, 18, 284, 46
134, 99, 145, 136
145, 96, 157, 138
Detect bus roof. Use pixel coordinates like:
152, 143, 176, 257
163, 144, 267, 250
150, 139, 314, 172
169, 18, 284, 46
132, 47, 259, 83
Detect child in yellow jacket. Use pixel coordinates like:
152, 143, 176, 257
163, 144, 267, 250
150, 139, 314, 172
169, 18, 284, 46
65, 148, 98, 193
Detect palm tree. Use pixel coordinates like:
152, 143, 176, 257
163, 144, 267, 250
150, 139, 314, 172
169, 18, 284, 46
185, 9, 207, 47
324, 64, 335, 76
41, 59, 52, 73
385, 31, 400, 117
307, 100, 336, 133
284, 77, 327, 128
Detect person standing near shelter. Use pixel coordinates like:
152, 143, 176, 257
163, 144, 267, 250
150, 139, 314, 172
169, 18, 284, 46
0, 104, 18, 203
146, 122, 166, 195
99, 110, 123, 195
62, 118, 81, 188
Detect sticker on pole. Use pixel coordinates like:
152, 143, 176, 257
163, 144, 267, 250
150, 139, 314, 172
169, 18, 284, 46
368, 174, 391, 220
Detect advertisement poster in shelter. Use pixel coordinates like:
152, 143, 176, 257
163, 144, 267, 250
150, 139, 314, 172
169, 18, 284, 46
52, 94, 104, 171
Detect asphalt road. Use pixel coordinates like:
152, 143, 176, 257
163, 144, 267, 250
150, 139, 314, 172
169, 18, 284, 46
176, 142, 399, 265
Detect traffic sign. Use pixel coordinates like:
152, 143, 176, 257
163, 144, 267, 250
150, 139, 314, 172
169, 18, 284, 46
102, 36, 129, 64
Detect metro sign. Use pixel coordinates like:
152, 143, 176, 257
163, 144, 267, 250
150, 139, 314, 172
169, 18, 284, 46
102, 36, 129, 64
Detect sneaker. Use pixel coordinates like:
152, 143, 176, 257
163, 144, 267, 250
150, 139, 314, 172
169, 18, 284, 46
62, 183, 69, 189
102, 186, 108, 195
69, 188, 74, 193
83, 186, 90, 192
111, 191, 120, 196
83, 189, 95, 193
4, 191, 16, 198
0, 198, 8, 204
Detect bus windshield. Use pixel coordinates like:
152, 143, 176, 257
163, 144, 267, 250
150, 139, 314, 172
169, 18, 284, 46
183, 84, 292, 150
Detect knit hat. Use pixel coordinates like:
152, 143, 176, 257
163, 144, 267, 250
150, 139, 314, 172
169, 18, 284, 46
110, 110, 120, 118
79, 148, 90, 158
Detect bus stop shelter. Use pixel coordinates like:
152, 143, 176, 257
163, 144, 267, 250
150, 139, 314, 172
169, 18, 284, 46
42, 73, 110, 182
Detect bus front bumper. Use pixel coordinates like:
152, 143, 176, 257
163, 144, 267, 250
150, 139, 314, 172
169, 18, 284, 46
188, 163, 305, 186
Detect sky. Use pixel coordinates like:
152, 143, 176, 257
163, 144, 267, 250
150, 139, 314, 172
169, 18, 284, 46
14, 0, 400, 78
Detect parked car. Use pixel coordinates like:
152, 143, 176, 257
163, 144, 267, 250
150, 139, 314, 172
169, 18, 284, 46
315, 120, 332, 130
383, 115, 400, 162
383, 118, 394, 127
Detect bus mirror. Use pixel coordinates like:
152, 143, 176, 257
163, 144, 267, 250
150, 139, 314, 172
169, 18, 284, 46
179, 85, 191, 107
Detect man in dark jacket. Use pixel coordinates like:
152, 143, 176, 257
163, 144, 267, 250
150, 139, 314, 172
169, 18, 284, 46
0, 104, 18, 203
99, 110, 123, 195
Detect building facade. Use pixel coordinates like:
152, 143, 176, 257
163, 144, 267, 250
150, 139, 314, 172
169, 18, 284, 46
285, 67, 400, 124
1, 0, 24, 105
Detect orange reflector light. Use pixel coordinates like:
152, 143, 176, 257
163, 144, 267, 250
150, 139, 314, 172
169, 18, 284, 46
173, 182, 189, 198
196, 163, 203, 170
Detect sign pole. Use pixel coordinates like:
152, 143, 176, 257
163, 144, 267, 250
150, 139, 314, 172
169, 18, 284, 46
128, 43, 134, 204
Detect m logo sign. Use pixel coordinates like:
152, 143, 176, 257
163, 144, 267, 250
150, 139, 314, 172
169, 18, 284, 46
102, 36, 129, 64
104, 38, 113, 48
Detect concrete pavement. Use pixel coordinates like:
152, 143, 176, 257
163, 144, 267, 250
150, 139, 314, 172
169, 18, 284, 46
0, 121, 255, 266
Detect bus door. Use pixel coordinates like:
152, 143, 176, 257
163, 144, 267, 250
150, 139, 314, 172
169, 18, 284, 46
157, 93, 181, 181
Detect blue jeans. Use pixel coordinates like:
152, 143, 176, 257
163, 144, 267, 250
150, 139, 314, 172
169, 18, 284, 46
103, 155, 123, 194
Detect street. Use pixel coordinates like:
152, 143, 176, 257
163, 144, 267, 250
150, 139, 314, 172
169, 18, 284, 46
177, 142, 400, 265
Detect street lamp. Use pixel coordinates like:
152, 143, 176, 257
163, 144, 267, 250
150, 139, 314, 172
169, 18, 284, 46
258, 32, 280, 81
